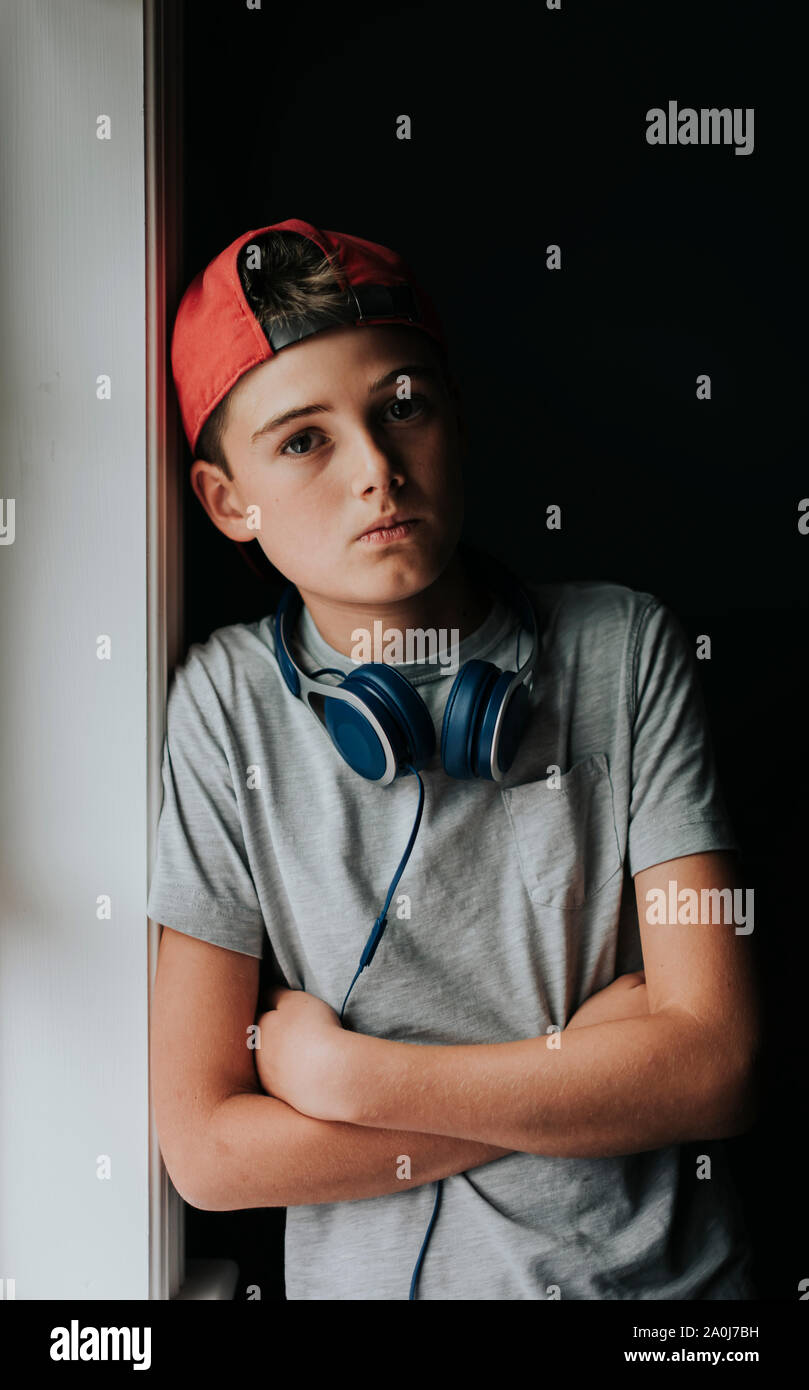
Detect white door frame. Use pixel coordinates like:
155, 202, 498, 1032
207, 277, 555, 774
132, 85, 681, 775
145, 0, 186, 1300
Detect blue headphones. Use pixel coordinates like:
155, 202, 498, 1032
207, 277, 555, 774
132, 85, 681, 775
273, 543, 540, 784
272, 543, 540, 1299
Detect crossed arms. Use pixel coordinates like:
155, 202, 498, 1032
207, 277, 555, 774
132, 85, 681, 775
157, 849, 759, 1210
253, 850, 761, 1161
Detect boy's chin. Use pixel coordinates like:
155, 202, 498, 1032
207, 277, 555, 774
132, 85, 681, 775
350, 552, 456, 605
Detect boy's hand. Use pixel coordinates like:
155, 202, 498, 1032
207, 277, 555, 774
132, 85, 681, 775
255, 986, 349, 1120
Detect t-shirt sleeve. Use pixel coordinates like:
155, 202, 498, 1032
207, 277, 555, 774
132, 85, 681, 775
146, 648, 266, 958
625, 596, 741, 877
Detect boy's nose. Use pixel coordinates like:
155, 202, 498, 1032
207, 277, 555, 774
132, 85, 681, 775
350, 433, 406, 493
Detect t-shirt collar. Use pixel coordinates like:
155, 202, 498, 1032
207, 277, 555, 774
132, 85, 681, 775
292, 587, 518, 687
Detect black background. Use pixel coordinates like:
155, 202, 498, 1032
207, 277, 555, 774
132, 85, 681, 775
178, 0, 807, 1301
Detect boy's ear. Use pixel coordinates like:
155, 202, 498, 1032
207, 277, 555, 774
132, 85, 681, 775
189, 458, 253, 542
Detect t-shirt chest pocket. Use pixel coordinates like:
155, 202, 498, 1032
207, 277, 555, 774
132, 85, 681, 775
500, 752, 622, 909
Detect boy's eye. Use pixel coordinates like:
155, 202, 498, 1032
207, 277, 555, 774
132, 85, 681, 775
281, 429, 322, 457
382, 394, 429, 423
278, 395, 431, 457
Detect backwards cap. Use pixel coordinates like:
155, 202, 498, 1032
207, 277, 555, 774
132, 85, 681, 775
171, 217, 448, 454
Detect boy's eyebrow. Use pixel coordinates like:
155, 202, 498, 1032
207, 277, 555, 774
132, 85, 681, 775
249, 363, 442, 444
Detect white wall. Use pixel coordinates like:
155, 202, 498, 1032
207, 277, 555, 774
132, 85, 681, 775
0, 0, 151, 1298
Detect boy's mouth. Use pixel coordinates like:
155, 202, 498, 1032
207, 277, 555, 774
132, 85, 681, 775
356, 517, 420, 545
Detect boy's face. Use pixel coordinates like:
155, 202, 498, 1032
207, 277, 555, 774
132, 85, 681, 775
190, 324, 467, 610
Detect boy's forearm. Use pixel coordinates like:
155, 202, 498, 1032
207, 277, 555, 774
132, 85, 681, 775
340, 1008, 751, 1156
186, 1088, 511, 1211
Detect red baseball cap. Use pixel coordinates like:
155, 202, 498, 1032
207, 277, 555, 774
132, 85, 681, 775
171, 217, 448, 454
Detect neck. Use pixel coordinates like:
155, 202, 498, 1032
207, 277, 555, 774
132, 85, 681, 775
295, 547, 493, 660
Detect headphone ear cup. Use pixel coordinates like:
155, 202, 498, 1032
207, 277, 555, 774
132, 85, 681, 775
494, 679, 531, 776
441, 660, 503, 779
324, 663, 435, 780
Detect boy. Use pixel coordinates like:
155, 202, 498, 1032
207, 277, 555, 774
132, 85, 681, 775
148, 218, 760, 1300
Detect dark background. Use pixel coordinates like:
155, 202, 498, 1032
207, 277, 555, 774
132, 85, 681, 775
177, 0, 807, 1300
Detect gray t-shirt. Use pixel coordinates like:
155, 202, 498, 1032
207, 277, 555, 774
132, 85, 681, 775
147, 574, 755, 1301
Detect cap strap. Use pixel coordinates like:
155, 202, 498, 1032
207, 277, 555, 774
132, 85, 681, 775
267, 283, 422, 351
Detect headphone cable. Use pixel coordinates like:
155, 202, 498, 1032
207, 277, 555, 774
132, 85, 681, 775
338, 764, 441, 1300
